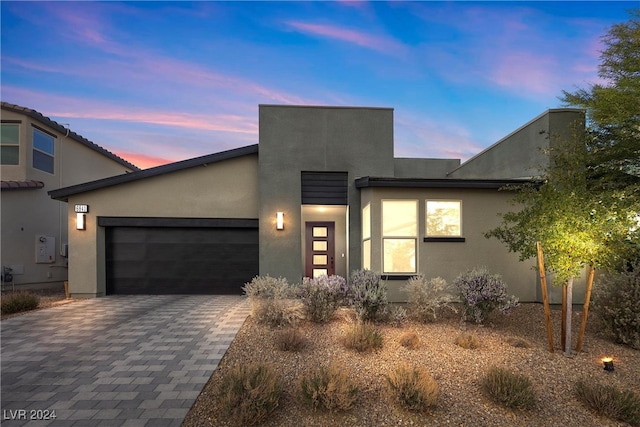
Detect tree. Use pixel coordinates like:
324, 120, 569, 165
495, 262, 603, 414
487, 9, 640, 355
561, 9, 640, 193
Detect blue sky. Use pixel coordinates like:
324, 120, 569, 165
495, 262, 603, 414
1, 1, 634, 169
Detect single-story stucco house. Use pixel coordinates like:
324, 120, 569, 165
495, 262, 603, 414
48, 105, 587, 303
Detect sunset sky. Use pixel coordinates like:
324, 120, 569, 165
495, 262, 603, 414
1, 1, 633, 169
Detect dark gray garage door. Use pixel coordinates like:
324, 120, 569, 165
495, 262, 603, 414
102, 218, 258, 295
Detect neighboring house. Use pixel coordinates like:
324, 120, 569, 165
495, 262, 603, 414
1, 102, 139, 290
49, 105, 587, 303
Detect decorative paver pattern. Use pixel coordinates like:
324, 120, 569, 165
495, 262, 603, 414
1, 295, 249, 426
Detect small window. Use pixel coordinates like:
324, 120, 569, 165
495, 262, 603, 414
1, 124, 20, 165
426, 200, 462, 237
362, 203, 371, 270
33, 128, 55, 173
382, 200, 417, 274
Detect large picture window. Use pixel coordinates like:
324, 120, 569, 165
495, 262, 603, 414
426, 200, 462, 237
382, 200, 417, 274
1, 123, 20, 165
33, 127, 55, 173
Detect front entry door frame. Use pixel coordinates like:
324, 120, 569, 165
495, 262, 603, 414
305, 221, 335, 278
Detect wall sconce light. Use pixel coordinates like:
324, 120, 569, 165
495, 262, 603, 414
76, 213, 86, 230
276, 212, 284, 230
602, 357, 614, 372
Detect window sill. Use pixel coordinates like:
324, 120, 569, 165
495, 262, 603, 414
381, 274, 416, 281
423, 237, 466, 242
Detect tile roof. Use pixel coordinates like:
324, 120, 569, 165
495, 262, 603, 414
1, 180, 45, 190
1, 102, 140, 171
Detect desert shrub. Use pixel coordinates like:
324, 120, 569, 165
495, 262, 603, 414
216, 363, 282, 426
386, 364, 439, 412
243, 275, 297, 299
387, 304, 408, 327
1, 291, 40, 314
592, 263, 640, 349
350, 269, 388, 321
276, 328, 306, 352
342, 321, 383, 352
454, 332, 480, 349
575, 379, 640, 426
405, 275, 458, 322
399, 331, 420, 349
299, 364, 358, 412
299, 275, 348, 323
482, 366, 536, 410
243, 276, 303, 327
454, 267, 518, 324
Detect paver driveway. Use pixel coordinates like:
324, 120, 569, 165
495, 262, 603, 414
1, 295, 249, 427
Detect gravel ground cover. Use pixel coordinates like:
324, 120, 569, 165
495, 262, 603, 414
0, 287, 76, 320
183, 304, 639, 427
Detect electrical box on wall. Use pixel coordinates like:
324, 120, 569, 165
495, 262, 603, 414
35, 235, 56, 264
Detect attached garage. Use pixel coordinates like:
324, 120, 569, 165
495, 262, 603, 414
101, 218, 258, 295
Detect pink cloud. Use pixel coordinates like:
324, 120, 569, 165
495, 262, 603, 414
112, 151, 173, 169
490, 52, 560, 96
285, 21, 406, 56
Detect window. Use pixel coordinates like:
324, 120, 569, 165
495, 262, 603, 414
426, 200, 462, 237
382, 200, 417, 274
33, 128, 55, 173
362, 204, 371, 269
1, 123, 19, 165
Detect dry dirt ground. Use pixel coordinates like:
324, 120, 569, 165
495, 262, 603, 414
183, 304, 639, 427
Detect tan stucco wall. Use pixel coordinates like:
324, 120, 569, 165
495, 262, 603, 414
65, 154, 259, 296
1, 108, 135, 288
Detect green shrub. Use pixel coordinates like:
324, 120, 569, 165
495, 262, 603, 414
350, 269, 388, 322
399, 331, 420, 349
405, 275, 458, 322
216, 363, 282, 426
575, 378, 640, 426
276, 328, 306, 352
1, 291, 40, 314
386, 364, 439, 412
342, 321, 383, 352
299, 275, 347, 323
299, 364, 358, 412
454, 332, 480, 349
454, 267, 519, 324
482, 366, 536, 410
243, 276, 303, 327
592, 263, 640, 349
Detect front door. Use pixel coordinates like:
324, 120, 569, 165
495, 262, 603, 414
305, 221, 335, 278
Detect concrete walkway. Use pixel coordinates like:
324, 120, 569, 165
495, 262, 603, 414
1, 295, 249, 427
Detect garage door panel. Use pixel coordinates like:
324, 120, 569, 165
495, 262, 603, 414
106, 226, 258, 295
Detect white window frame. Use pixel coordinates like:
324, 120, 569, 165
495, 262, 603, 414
425, 199, 463, 237
382, 200, 417, 274
362, 203, 371, 270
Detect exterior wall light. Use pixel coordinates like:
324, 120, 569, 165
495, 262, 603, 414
75, 204, 89, 231
76, 213, 86, 230
276, 212, 284, 230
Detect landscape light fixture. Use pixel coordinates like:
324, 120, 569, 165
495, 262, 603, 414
276, 212, 284, 230
602, 357, 614, 372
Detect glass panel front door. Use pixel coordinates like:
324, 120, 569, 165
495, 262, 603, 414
305, 221, 335, 278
